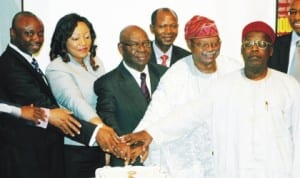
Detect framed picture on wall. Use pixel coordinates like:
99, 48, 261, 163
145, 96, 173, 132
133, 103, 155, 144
276, 0, 292, 36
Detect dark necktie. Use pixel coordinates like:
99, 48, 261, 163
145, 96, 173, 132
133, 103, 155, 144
140, 72, 151, 103
160, 55, 169, 67
31, 58, 43, 74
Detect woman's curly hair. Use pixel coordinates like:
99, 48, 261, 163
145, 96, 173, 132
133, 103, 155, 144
49, 13, 99, 70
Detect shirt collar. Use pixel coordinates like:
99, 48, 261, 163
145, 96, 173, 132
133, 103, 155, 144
152, 41, 173, 57
291, 31, 300, 44
9, 43, 33, 64
123, 61, 149, 77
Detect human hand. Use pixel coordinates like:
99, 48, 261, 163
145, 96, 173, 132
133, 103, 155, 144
114, 142, 132, 164
127, 141, 149, 165
21, 104, 46, 124
49, 108, 81, 137
96, 124, 121, 157
121, 130, 152, 163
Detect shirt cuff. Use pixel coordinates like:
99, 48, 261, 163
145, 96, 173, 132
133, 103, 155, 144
0, 103, 20, 117
11, 105, 22, 117
88, 123, 103, 146
35, 108, 50, 128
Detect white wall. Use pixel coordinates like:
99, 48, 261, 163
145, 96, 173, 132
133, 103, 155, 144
0, 0, 21, 54
23, 0, 276, 72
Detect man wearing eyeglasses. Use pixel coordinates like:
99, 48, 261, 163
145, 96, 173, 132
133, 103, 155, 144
93, 25, 167, 166
268, 0, 300, 82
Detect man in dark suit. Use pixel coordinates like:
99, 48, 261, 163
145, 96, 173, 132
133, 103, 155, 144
94, 25, 167, 166
0, 11, 119, 178
268, 0, 300, 75
149, 8, 190, 67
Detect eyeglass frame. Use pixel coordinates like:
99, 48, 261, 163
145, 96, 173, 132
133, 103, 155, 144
288, 9, 300, 16
242, 40, 272, 49
190, 39, 222, 50
120, 40, 151, 49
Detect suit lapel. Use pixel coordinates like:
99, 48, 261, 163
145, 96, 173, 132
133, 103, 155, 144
149, 44, 157, 64
7, 47, 53, 97
118, 63, 149, 104
170, 47, 177, 65
282, 34, 292, 71
148, 64, 160, 93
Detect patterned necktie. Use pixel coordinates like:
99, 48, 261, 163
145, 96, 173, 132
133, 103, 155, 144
160, 55, 169, 67
140, 72, 151, 103
289, 40, 300, 83
31, 58, 43, 74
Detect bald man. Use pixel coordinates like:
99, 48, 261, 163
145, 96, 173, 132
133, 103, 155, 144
94, 25, 167, 166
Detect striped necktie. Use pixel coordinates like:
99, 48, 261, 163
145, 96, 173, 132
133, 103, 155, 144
31, 58, 43, 74
140, 72, 151, 103
160, 55, 169, 67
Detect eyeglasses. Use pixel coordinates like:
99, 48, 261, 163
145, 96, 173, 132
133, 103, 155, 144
288, 9, 300, 16
192, 40, 221, 50
121, 41, 151, 49
242, 40, 272, 49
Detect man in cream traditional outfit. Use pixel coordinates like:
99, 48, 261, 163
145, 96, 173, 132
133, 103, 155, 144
122, 15, 242, 178
124, 21, 300, 178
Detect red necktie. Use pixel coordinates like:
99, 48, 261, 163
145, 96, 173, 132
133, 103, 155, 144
140, 72, 151, 103
160, 55, 169, 67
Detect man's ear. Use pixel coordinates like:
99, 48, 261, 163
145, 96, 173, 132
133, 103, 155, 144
186, 39, 192, 50
117, 43, 124, 55
269, 46, 274, 57
10, 28, 16, 40
149, 24, 155, 34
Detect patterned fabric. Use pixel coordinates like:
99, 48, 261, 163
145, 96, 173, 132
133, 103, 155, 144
140, 72, 151, 103
242, 21, 275, 43
159, 120, 214, 178
160, 55, 169, 67
184, 15, 219, 40
31, 58, 43, 74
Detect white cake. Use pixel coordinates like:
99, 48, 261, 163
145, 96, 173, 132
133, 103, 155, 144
95, 166, 169, 178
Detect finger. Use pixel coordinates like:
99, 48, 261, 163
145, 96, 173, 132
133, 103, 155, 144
32, 119, 40, 125
63, 125, 75, 137
107, 130, 120, 144
123, 145, 131, 161
109, 144, 119, 157
69, 117, 82, 128
120, 135, 131, 143
68, 118, 81, 134
107, 143, 116, 154
130, 154, 138, 164
140, 150, 149, 163
124, 159, 129, 166
60, 126, 68, 136
128, 147, 141, 164
108, 137, 119, 150
35, 111, 46, 121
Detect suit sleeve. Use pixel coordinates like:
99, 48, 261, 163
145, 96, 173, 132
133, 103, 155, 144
94, 78, 122, 135
69, 118, 97, 145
